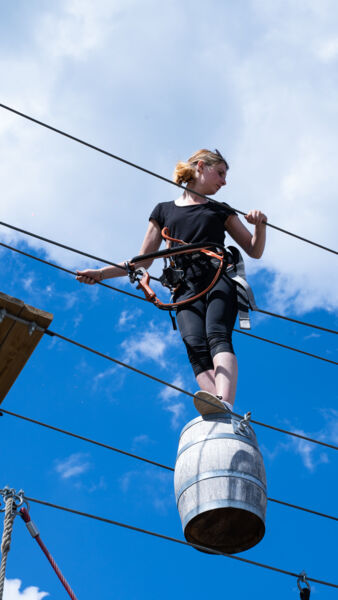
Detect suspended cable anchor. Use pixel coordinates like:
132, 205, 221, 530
297, 570, 311, 599
235, 411, 252, 436
0, 487, 25, 512
28, 321, 37, 336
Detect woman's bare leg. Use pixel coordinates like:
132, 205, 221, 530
196, 369, 216, 395
213, 352, 238, 408
195, 352, 238, 405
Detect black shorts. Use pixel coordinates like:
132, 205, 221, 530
176, 273, 238, 377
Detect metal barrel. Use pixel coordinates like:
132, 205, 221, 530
174, 412, 267, 554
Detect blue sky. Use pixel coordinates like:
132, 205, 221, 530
0, 1, 337, 599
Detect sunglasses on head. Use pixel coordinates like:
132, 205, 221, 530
214, 148, 229, 170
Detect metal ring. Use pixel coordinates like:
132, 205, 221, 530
0, 487, 25, 511
297, 571, 311, 591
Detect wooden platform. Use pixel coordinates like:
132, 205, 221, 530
0, 292, 53, 404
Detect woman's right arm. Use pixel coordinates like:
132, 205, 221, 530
76, 219, 163, 284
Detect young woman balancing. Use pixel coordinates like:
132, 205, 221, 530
76, 149, 267, 415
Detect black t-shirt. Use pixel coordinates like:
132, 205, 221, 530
149, 200, 236, 247
149, 200, 237, 298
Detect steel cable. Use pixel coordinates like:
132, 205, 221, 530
0, 230, 337, 337
0, 304, 336, 449
233, 328, 337, 364
0, 241, 148, 303
0, 307, 336, 448
0, 408, 337, 522
1, 102, 337, 255
23, 495, 338, 589
20, 507, 78, 600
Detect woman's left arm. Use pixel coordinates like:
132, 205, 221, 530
225, 210, 267, 259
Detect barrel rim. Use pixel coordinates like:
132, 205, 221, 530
181, 499, 267, 534
179, 414, 257, 442
180, 414, 239, 437
175, 469, 267, 504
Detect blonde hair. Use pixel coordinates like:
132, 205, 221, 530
173, 149, 229, 185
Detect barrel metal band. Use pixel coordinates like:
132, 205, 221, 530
176, 433, 260, 462
175, 469, 267, 505
181, 499, 267, 533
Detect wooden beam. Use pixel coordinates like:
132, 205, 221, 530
0, 292, 53, 404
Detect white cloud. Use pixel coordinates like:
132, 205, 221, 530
121, 323, 179, 367
119, 470, 137, 494
316, 38, 338, 62
94, 366, 117, 383
262, 416, 336, 472
132, 434, 153, 446
164, 401, 186, 430
119, 469, 173, 513
319, 409, 338, 444
36, 0, 121, 60
118, 309, 143, 329
22, 275, 35, 293
1, 0, 338, 320
288, 433, 329, 472
54, 452, 91, 479
4, 579, 48, 600
159, 375, 187, 429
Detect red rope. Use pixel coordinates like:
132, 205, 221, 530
20, 508, 78, 600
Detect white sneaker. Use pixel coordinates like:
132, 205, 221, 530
193, 390, 232, 416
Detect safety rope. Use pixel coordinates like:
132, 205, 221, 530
1, 226, 337, 336
19, 507, 78, 600
0, 496, 16, 600
0, 408, 337, 522
0, 308, 337, 448
1, 102, 337, 256
23, 495, 338, 589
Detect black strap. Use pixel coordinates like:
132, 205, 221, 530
169, 310, 177, 331
300, 588, 310, 600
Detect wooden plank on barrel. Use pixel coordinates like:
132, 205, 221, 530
0, 291, 53, 404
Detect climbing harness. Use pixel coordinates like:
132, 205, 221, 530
126, 228, 257, 329
225, 246, 258, 329
297, 571, 311, 599
127, 227, 225, 308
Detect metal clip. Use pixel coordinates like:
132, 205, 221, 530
0, 486, 25, 512
297, 571, 311, 592
28, 321, 37, 336
235, 411, 252, 436
0, 308, 7, 323
125, 262, 145, 284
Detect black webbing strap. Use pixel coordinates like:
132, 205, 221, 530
300, 588, 310, 600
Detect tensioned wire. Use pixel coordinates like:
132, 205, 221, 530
0, 222, 337, 336
22, 495, 338, 589
0, 308, 336, 448
0, 242, 336, 364
0, 407, 337, 523
7, 321, 328, 449
0, 102, 337, 256
42, 328, 338, 448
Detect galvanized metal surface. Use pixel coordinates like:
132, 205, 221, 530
174, 413, 267, 554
